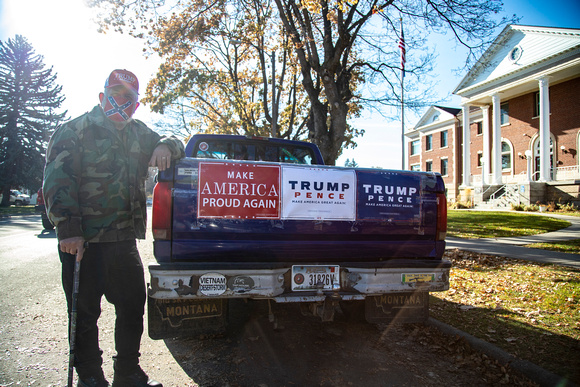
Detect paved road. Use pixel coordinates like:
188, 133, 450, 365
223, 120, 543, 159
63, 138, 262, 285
1, 212, 576, 386
2, 214, 531, 386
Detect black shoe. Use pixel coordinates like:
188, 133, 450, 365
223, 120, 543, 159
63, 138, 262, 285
78, 376, 110, 387
112, 368, 162, 387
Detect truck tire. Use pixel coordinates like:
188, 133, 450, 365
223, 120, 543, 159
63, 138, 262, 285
15, 200, 22, 206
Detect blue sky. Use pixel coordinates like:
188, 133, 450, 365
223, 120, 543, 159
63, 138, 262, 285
1, 0, 579, 168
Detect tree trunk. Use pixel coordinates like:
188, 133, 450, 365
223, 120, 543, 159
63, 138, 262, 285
1, 185, 12, 207
308, 100, 348, 166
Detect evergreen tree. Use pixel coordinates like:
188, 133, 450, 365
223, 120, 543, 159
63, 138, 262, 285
0, 35, 67, 206
344, 158, 359, 168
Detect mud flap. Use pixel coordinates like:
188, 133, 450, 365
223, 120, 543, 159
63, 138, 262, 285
364, 292, 429, 324
148, 295, 227, 340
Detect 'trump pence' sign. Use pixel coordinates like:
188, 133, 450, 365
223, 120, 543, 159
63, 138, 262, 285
281, 166, 356, 220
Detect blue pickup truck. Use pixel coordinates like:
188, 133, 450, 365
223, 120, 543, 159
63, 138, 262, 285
148, 134, 450, 338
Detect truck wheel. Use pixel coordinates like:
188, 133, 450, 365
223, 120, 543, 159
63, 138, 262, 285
15, 200, 22, 206
42, 218, 54, 230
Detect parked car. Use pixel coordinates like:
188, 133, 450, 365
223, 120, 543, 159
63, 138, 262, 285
35, 188, 54, 230
9, 190, 30, 206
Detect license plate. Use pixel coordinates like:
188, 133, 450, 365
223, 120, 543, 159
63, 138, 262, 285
291, 265, 340, 291
402, 273, 435, 283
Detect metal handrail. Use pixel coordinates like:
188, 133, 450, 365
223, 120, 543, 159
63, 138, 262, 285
489, 185, 505, 201
489, 184, 521, 206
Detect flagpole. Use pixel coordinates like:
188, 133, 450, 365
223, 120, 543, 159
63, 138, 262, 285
399, 18, 405, 170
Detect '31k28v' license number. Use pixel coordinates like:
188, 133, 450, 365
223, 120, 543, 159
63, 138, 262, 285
291, 265, 340, 291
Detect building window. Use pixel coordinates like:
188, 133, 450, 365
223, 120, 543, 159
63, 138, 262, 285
476, 122, 483, 135
534, 92, 540, 117
411, 140, 420, 155
441, 158, 448, 176
533, 91, 550, 118
426, 135, 433, 151
501, 141, 512, 171
440, 131, 448, 148
410, 164, 420, 171
426, 161, 433, 172
500, 102, 509, 125
509, 46, 523, 62
477, 152, 483, 167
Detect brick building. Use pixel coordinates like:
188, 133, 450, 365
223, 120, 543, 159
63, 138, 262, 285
405, 25, 580, 206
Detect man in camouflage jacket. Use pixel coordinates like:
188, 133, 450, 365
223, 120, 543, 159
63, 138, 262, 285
43, 70, 184, 387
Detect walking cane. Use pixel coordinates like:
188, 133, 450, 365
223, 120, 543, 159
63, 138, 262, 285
67, 257, 81, 387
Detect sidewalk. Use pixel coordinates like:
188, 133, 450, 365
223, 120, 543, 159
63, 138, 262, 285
445, 213, 580, 269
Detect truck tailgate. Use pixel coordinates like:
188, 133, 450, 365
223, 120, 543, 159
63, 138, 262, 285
154, 158, 446, 264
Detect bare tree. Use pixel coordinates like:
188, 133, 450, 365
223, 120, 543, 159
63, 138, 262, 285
89, 0, 516, 164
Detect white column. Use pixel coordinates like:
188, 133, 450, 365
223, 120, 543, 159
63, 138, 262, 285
525, 150, 533, 182
481, 106, 491, 185
538, 76, 551, 182
491, 93, 502, 185
461, 104, 471, 186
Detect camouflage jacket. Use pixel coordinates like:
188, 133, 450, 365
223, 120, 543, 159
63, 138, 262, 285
43, 105, 184, 243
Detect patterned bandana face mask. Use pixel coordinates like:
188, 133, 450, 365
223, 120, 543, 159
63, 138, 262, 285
102, 94, 137, 123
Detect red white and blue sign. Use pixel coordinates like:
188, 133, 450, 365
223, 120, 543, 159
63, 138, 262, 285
198, 162, 281, 219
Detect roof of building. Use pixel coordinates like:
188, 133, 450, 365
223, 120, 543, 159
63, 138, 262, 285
453, 25, 580, 98
433, 105, 461, 116
406, 105, 462, 137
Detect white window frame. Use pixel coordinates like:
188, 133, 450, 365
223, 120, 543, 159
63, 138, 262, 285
440, 158, 449, 176
410, 140, 420, 155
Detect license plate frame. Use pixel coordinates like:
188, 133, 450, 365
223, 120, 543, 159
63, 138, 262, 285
291, 265, 340, 291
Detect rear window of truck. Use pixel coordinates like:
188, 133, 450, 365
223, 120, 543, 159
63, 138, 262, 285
192, 140, 317, 165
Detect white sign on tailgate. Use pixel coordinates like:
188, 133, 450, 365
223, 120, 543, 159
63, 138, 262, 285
281, 166, 356, 220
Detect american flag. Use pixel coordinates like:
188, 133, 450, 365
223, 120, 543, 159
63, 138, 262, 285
398, 27, 406, 77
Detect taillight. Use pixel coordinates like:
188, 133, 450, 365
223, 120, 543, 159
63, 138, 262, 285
37, 189, 45, 206
436, 193, 447, 241
152, 182, 172, 240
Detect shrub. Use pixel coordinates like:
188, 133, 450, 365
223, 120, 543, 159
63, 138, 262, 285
525, 204, 539, 212
450, 201, 472, 209
558, 202, 578, 213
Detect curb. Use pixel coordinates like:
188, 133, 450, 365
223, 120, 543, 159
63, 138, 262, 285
426, 317, 578, 387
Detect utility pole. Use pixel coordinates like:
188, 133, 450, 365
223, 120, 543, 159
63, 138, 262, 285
399, 18, 406, 170
271, 51, 278, 138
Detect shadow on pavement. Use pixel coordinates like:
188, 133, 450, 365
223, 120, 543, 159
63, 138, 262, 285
37, 229, 56, 238
159, 300, 535, 386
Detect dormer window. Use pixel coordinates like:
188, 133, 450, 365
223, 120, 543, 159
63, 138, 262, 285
432, 113, 440, 122
509, 46, 522, 62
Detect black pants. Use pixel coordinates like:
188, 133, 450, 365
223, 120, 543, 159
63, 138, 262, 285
60, 240, 146, 380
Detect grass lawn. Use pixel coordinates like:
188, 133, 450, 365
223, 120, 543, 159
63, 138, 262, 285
0, 205, 36, 216
431, 250, 580, 384
447, 210, 571, 239
525, 239, 580, 254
